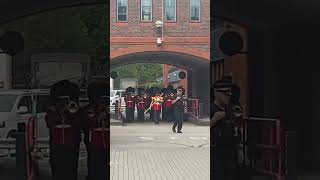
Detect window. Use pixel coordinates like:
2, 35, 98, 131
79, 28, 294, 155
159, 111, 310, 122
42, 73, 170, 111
165, 0, 176, 21
36, 95, 50, 113
190, 0, 200, 21
117, 0, 128, 22
18, 96, 32, 113
141, 0, 152, 21
0, 95, 17, 112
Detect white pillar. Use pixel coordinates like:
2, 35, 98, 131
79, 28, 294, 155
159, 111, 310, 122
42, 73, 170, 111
110, 77, 114, 90
0, 50, 11, 89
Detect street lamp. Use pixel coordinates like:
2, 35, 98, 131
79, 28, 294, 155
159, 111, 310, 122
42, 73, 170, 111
155, 20, 163, 46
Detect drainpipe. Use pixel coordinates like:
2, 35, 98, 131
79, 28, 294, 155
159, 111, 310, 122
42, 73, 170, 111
162, 0, 164, 41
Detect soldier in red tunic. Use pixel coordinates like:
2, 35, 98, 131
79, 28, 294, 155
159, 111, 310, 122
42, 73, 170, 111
86, 82, 109, 180
124, 87, 135, 123
164, 89, 175, 122
45, 80, 81, 180
136, 88, 147, 122
147, 88, 163, 124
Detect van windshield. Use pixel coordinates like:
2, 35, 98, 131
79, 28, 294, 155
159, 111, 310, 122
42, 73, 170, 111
0, 95, 17, 112
110, 91, 116, 97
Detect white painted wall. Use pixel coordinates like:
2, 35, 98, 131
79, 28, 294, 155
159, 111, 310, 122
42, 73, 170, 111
110, 77, 114, 90
0, 51, 11, 89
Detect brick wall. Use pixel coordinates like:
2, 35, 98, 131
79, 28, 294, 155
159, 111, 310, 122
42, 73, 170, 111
111, 0, 210, 37
110, 0, 210, 56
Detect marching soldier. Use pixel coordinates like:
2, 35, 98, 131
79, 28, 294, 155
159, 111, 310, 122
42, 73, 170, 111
148, 87, 155, 121
161, 88, 168, 121
124, 87, 135, 123
86, 82, 109, 180
45, 80, 81, 180
164, 89, 174, 122
172, 86, 186, 133
147, 88, 163, 124
136, 88, 147, 122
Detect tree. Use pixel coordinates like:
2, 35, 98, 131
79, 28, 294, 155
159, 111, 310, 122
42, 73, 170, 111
113, 63, 163, 89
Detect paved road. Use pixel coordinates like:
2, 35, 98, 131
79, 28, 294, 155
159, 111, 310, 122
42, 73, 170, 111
0, 144, 89, 180
110, 122, 210, 180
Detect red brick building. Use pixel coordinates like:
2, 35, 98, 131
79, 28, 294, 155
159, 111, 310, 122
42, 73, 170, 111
110, 0, 210, 112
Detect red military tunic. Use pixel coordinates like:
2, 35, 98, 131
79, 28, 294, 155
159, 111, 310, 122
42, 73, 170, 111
137, 95, 147, 110
124, 95, 135, 109
45, 108, 81, 147
152, 96, 163, 111
164, 95, 174, 108
88, 106, 109, 149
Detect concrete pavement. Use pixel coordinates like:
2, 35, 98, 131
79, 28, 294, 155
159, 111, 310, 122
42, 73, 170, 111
110, 122, 210, 180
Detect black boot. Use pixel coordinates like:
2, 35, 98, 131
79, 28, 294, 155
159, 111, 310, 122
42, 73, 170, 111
172, 126, 176, 133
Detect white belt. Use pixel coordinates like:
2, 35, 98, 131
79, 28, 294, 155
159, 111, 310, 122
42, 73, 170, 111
55, 125, 72, 128
93, 128, 110, 131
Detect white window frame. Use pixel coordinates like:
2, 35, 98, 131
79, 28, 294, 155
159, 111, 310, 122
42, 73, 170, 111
165, 0, 177, 22
117, 0, 128, 22
141, 0, 153, 22
190, 0, 201, 22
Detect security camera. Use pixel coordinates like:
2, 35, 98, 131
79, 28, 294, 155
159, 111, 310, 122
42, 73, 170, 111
157, 38, 162, 46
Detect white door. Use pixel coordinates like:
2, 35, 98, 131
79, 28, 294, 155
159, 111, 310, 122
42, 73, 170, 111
14, 96, 33, 136
35, 94, 50, 139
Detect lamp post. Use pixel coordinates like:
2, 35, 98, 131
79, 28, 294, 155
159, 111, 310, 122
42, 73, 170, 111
155, 20, 163, 46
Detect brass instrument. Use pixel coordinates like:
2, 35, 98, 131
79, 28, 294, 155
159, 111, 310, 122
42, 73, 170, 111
97, 107, 108, 128
232, 105, 242, 118
144, 95, 162, 114
68, 101, 79, 114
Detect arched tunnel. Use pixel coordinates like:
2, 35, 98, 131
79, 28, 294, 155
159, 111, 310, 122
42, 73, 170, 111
111, 51, 210, 116
214, 0, 320, 174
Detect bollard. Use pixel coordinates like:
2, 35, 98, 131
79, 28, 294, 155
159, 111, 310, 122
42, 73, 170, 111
16, 122, 27, 180
285, 131, 297, 180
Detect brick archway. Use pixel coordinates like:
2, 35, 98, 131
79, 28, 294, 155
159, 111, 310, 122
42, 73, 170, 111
110, 45, 210, 61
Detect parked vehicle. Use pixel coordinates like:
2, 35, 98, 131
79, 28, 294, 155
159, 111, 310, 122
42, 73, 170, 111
110, 90, 125, 106
0, 89, 50, 139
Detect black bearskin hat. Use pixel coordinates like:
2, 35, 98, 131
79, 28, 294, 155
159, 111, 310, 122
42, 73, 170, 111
126, 87, 135, 94
137, 88, 145, 95
50, 80, 80, 103
87, 81, 108, 100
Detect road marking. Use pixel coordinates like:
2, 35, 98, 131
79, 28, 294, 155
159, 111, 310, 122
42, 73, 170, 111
170, 137, 177, 140
111, 134, 209, 136
139, 137, 155, 140
189, 137, 208, 140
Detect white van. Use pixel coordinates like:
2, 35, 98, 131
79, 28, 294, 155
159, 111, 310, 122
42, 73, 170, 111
110, 90, 125, 106
0, 89, 50, 139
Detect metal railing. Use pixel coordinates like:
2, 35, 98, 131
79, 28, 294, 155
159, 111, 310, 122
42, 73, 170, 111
244, 117, 285, 180
187, 98, 200, 119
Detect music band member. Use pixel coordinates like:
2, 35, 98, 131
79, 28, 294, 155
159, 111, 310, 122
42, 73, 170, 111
125, 87, 135, 123
45, 80, 81, 180
211, 79, 241, 180
146, 89, 163, 124
163, 89, 174, 122
86, 82, 109, 180
136, 88, 147, 122
172, 86, 186, 133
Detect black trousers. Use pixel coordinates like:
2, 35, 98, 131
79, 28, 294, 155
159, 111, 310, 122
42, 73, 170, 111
149, 110, 154, 121
137, 109, 145, 122
153, 110, 160, 124
85, 143, 91, 180
166, 107, 174, 122
126, 108, 134, 122
90, 148, 109, 180
212, 145, 237, 180
50, 144, 79, 180
173, 109, 184, 131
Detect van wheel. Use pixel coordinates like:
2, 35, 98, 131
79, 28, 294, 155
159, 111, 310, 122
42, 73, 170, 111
7, 131, 16, 138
